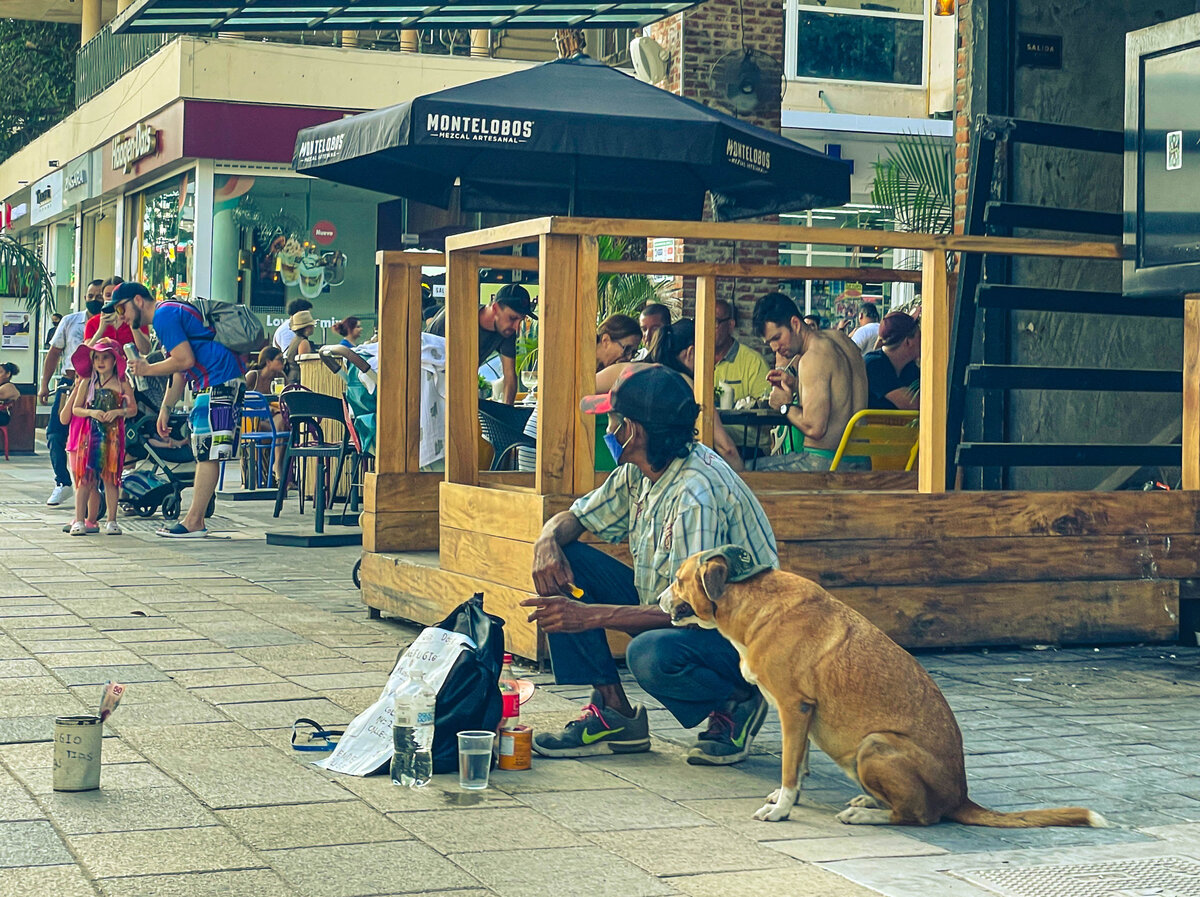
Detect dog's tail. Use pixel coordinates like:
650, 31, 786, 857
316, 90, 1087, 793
949, 800, 1108, 829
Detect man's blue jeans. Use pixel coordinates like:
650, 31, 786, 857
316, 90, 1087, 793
45, 378, 72, 488
546, 542, 751, 728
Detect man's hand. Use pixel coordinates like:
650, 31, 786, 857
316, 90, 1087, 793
99, 312, 120, 333
531, 536, 574, 597
519, 595, 596, 633
129, 358, 151, 378
156, 408, 171, 440
37, 386, 50, 405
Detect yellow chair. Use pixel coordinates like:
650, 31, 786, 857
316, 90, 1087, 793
830, 410, 920, 472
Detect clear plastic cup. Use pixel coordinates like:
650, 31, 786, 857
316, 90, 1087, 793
457, 730, 496, 790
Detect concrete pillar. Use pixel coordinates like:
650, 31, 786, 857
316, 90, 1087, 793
341, 31, 360, 49
81, 0, 103, 44
400, 31, 419, 52
470, 29, 490, 58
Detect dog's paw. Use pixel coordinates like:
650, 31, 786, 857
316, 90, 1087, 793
847, 794, 884, 809
836, 805, 893, 825
753, 787, 798, 822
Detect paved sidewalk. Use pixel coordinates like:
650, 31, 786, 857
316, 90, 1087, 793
2, 451, 1200, 897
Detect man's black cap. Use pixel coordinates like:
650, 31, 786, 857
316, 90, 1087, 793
494, 282, 537, 320
103, 282, 151, 314
580, 364, 699, 429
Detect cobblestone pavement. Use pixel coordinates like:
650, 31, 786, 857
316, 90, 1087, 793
2, 452, 1200, 897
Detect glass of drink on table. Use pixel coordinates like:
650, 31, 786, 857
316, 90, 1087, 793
457, 730, 496, 790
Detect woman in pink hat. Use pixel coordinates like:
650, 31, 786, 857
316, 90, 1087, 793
66, 338, 136, 536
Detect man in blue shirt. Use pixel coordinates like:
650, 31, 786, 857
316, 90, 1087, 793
116, 283, 246, 538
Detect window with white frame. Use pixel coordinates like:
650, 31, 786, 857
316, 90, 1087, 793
789, 0, 926, 86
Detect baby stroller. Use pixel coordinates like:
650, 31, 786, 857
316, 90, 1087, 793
118, 364, 215, 521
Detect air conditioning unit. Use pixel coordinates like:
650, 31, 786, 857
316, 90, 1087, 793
630, 36, 669, 84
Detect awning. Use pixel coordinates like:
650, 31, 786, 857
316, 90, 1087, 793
110, 0, 702, 33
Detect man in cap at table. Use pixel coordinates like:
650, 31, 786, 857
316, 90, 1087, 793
522, 364, 779, 766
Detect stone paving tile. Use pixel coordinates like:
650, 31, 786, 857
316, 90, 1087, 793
37, 786, 220, 833
337, 774, 521, 813
0, 820, 75, 867
19, 638, 118, 654
0, 717, 56, 744
70, 827, 263, 877
54, 664, 171, 686
168, 667, 289, 688
0, 784, 43, 821
146, 746, 351, 808
144, 652, 257, 671
103, 699, 230, 731
668, 866, 882, 897
189, 683, 318, 704
518, 787, 716, 832
220, 698, 351, 730
118, 722, 267, 754
13, 761, 178, 795
95, 869, 294, 897
0, 864, 100, 897
396, 806, 588, 853
591, 748, 778, 801
0, 693, 90, 719
590, 825, 796, 876
486, 757, 632, 794
0, 676, 69, 696
217, 801, 411, 849
0, 736, 143, 769
266, 840, 478, 897
451, 846, 674, 897
126, 640, 230, 656
0, 658, 52, 678
285, 672, 391, 690
768, 833, 949, 862
38, 650, 146, 668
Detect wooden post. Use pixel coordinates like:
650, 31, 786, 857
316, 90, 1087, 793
536, 234, 580, 495
573, 235, 599, 494
404, 266, 425, 471
1183, 295, 1200, 489
374, 256, 406, 479
446, 251, 481, 486
694, 275, 717, 447
918, 249, 948, 493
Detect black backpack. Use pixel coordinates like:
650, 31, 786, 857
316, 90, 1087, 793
429, 593, 506, 774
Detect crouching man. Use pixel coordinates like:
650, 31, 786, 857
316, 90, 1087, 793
523, 364, 778, 765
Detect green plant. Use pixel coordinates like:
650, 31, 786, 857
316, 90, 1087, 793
870, 133, 953, 236
0, 233, 53, 314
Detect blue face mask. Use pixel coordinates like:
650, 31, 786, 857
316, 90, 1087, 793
603, 420, 633, 466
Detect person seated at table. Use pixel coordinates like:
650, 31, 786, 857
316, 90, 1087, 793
245, 347, 286, 393
864, 311, 920, 411
713, 299, 770, 404
802, 313, 822, 331
0, 362, 19, 426
633, 302, 671, 360
517, 314, 642, 471
320, 344, 378, 457
283, 310, 319, 384
751, 292, 868, 472
522, 364, 778, 765
274, 298, 312, 351
333, 316, 363, 348
426, 282, 534, 405
651, 318, 745, 472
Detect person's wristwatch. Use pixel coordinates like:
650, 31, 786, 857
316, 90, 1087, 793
778, 403, 791, 417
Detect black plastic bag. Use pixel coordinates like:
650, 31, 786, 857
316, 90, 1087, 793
429, 593, 506, 774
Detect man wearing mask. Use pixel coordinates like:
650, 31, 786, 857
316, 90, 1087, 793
38, 281, 104, 506
522, 365, 778, 766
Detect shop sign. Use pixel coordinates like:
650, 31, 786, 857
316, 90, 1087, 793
1017, 33, 1063, 69
312, 220, 337, 245
63, 153, 95, 206
30, 169, 64, 225
112, 123, 160, 174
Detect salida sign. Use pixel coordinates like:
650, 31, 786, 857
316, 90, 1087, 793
112, 123, 159, 174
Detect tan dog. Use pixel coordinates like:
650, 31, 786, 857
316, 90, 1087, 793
659, 553, 1108, 827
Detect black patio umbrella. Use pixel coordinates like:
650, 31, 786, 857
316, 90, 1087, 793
292, 54, 849, 221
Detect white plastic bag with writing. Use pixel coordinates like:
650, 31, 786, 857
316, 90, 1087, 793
315, 627, 475, 775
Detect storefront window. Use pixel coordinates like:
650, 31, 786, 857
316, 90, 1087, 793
791, 0, 925, 85
211, 174, 387, 335
138, 172, 195, 300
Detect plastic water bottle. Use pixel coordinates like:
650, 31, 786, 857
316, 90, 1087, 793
391, 670, 436, 788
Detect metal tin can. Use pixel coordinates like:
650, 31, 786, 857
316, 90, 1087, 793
53, 715, 102, 792
497, 725, 532, 770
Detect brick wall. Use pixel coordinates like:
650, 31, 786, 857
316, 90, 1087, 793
954, 0, 971, 233
647, 0, 785, 329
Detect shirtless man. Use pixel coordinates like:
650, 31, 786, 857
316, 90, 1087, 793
750, 292, 868, 471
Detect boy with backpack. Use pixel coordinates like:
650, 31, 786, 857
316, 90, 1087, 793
113, 282, 260, 538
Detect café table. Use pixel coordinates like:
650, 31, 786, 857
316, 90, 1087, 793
718, 406, 782, 469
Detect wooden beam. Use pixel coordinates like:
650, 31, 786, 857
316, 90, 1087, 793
539, 218, 1125, 260
374, 259, 406, 477
1184, 296, 1200, 489
404, 266, 424, 470
445, 217, 553, 253
439, 528, 537, 591
445, 251, 481, 486
536, 233, 581, 495
364, 471, 441, 513
573, 235, 600, 494
596, 260, 924, 283
439, 482, 551, 542
694, 275, 716, 447
361, 510, 439, 553
919, 249, 948, 493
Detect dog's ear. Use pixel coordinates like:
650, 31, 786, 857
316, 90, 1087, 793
700, 557, 730, 604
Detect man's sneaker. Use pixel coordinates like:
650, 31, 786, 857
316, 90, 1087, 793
532, 689, 650, 758
47, 484, 71, 506
686, 690, 769, 766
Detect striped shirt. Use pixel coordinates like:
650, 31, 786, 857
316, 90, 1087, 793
570, 443, 778, 604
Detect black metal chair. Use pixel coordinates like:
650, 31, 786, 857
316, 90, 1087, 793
272, 390, 355, 533
478, 399, 535, 471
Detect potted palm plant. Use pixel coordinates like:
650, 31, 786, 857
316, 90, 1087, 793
0, 233, 53, 314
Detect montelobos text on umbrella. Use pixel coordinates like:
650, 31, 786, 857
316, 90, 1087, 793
426, 114, 534, 143
296, 134, 347, 165
726, 139, 771, 173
